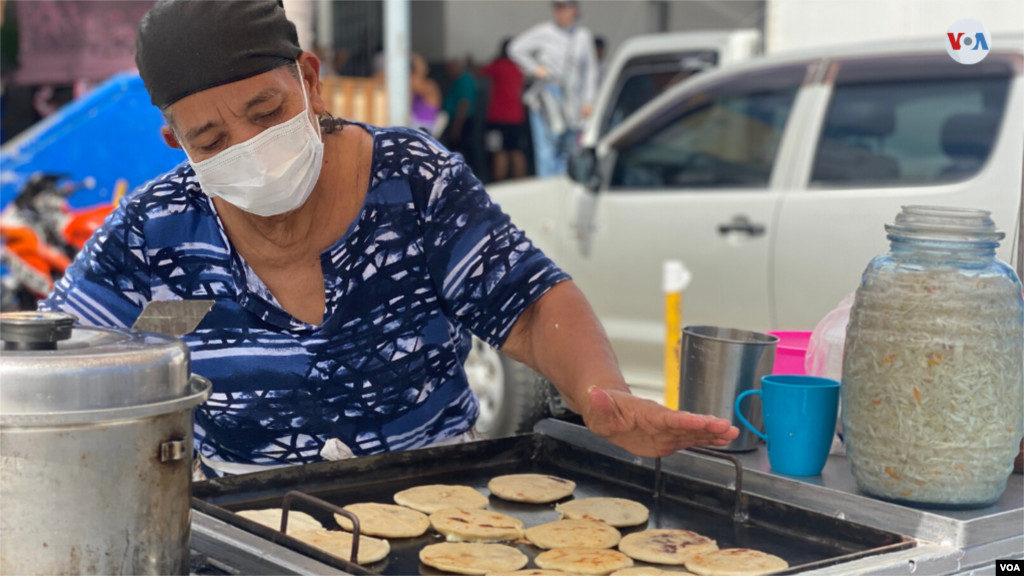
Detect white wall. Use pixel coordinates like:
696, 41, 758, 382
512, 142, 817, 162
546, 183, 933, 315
766, 0, 1024, 55
433, 0, 763, 64
283, 0, 317, 51
411, 0, 447, 61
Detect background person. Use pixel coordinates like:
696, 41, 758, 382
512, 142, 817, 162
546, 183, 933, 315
410, 53, 443, 136
482, 39, 528, 181
442, 57, 478, 171
509, 0, 597, 178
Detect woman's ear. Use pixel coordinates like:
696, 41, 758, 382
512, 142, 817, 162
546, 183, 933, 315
161, 125, 183, 150
298, 51, 326, 115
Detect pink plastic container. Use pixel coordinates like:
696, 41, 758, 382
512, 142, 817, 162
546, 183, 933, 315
767, 331, 812, 375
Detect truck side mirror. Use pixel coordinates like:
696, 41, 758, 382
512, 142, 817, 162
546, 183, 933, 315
568, 147, 601, 193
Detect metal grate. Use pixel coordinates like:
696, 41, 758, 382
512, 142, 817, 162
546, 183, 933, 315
331, 1, 383, 78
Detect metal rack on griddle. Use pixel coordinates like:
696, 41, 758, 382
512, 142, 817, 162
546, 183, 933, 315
654, 447, 748, 523
193, 493, 376, 575
193, 423, 914, 576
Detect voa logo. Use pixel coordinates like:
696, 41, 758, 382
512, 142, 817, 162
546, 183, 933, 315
996, 558, 1024, 574
946, 18, 991, 65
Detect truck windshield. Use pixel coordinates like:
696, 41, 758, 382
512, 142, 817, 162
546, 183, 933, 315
610, 64, 807, 190
601, 50, 718, 137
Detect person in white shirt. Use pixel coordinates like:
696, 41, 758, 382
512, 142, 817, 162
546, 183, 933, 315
509, 0, 598, 178
595, 36, 608, 86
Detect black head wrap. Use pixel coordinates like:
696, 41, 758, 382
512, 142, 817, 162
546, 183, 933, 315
136, 0, 303, 109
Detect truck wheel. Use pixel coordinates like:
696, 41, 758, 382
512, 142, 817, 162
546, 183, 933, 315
465, 337, 550, 438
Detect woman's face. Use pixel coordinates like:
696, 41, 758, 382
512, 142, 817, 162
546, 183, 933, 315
161, 54, 325, 163
412, 54, 427, 78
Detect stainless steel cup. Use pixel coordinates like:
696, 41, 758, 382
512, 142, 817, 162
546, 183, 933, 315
678, 326, 778, 452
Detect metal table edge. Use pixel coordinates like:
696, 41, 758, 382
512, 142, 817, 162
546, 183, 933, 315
799, 542, 949, 576
532, 419, 1024, 549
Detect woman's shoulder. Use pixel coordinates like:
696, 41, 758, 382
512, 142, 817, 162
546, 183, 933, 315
373, 124, 446, 154
119, 161, 213, 222
370, 125, 461, 183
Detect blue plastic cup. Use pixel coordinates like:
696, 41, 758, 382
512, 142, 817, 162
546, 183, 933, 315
734, 375, 840, 477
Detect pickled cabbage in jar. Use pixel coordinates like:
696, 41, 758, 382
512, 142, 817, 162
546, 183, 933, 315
842, 206, 1024, 507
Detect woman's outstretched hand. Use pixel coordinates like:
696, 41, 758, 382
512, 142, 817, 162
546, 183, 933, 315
583, 387, 740, 458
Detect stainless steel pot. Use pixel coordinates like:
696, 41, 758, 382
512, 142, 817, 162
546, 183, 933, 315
678, 326, 777, 452
0, 312, 211, 575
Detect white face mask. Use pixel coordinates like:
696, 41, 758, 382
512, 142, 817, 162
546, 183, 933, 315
185, 63, 324, 217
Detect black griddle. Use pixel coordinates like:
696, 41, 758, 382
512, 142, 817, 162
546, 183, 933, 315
193, 425, 914, 575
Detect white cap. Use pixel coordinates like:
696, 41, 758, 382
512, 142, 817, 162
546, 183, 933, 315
662, 260, 692, 293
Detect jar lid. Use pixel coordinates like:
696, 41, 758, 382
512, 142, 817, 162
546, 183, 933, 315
0, 312, 192, 417
885, 205, 1005, 243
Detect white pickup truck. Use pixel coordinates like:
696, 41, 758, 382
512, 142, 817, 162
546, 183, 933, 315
464, 28, 761, 434
481, 31, 1024, 436
512, 34, 1015, 393
472, 32, 1024, 438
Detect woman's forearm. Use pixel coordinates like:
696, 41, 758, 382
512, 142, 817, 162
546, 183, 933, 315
502, 281, 630, 418
500, 286, 739, 457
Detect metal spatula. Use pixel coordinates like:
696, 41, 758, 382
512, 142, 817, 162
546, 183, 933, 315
132, 300, 214, 337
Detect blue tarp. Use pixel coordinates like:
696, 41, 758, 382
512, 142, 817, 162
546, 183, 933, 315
0, 72, 186, 298
0, 71, 186, 210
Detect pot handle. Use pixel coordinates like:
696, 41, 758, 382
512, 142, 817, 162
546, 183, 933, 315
0, 311, 76, 350
160, 440, 186, 462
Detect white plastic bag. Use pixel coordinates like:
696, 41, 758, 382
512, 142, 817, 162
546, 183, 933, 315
805, 293, 855, 455
805, 293, 855, 380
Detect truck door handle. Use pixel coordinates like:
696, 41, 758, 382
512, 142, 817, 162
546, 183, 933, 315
718, 215, 766, 237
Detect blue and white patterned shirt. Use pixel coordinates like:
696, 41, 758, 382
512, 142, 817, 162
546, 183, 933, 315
42, 125, 569, 469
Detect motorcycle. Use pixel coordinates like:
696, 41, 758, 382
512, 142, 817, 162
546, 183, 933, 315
0, 174, 119, 311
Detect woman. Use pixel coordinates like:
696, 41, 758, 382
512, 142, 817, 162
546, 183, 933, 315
42, 0, 737, 478
410, 53, 444, 137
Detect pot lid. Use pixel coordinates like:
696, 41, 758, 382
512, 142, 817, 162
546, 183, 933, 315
0, 312, 192, 417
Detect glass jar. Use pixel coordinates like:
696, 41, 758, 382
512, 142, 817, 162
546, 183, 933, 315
842, 206, 1024, 508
